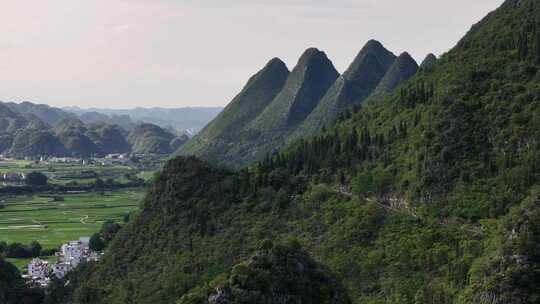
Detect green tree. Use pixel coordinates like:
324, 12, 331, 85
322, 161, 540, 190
25, 172, 48, 186
89, 234, 105, 252
30, 241, 42, 257
0, 257, 44, 303
100, 220, 122, 243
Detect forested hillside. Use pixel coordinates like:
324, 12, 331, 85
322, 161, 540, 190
289, 40, 397, 144
0, 101, 195, 157
178, 240, 351, 304
178, 58, 290, 164
0, 102, 190, 157
43, 0, 540, 303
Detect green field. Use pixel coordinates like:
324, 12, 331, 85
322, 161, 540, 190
0, 189, 145, 249
0, 159, 157, 271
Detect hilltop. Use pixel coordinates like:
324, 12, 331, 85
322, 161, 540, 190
178, 241, 351, 304
128, 123, 178, 155
179, 58, 289, 163
179, 41, 418, 167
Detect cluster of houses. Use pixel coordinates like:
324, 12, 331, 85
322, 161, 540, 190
45, 154, 131, 166
24, 237, 101, 287
0, 153, 132, 166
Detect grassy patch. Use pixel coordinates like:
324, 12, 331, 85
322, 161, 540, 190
0, 189, 144, 249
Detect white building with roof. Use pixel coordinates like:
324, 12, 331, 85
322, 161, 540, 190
61, 237, 90, 267
27, 236, 100, 284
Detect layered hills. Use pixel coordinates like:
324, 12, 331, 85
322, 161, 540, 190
64, 106, 223, 133
179, 41, 420, 166
290, 39, 397, 142
0, 101, 188, 157
46, 0, 540, 303
0, 102, 198, 158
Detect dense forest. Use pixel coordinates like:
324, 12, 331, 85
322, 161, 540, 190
6, 0, 540, 303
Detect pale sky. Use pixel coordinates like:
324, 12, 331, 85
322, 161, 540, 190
0, 0, 504, 108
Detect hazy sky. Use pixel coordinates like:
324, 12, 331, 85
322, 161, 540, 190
0, 0, 504, 108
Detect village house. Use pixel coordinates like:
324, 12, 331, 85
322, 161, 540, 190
27, 258, 51, 287
25, 237, 99, 287
60, 237, 90, 267
28, 258, 49, 280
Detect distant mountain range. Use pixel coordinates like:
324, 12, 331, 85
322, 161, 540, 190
0, 101, 213, 157
63, 106, 223, 134
179, 40, 431, 166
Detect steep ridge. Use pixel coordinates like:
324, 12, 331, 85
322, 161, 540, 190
180, 44, 416, 167
202, 48, 339, 166
372, 52, 419, 95
248, 48, 339, 131
289, 40, 396, 142
179, 58, 289, 161
420, 53, 437, 69
45, 1, 540, 304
